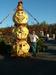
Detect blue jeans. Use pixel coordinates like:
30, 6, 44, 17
31, 42, 37, 56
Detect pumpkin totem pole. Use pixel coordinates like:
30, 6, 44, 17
12, 0, 30, 56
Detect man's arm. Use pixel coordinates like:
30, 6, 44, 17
36, 35, 39, 40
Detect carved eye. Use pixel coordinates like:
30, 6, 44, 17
20, 44, 22, 47
19, 31, 21, 33
21, 11, 23, 14
23, 45, 25, 46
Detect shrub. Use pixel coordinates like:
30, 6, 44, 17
37, 38, 44, 52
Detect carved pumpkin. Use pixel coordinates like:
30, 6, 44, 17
13, 26, 29, 39
17, 26, 29, 39
17, 40, 30, 56
14, 11, 28, 24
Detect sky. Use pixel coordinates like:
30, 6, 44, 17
0, 0, 56, 28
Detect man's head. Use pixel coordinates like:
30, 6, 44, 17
32, 31, 35, 34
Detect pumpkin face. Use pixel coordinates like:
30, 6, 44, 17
14, 11, 28, 24
17, 40, 30, 55
17, 26, 29, 39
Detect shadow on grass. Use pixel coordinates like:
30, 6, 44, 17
0, 55, 56, 75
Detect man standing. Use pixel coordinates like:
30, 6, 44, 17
29, 31, 39, 56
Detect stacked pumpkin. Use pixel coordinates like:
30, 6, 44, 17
12, 1, 30, 56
